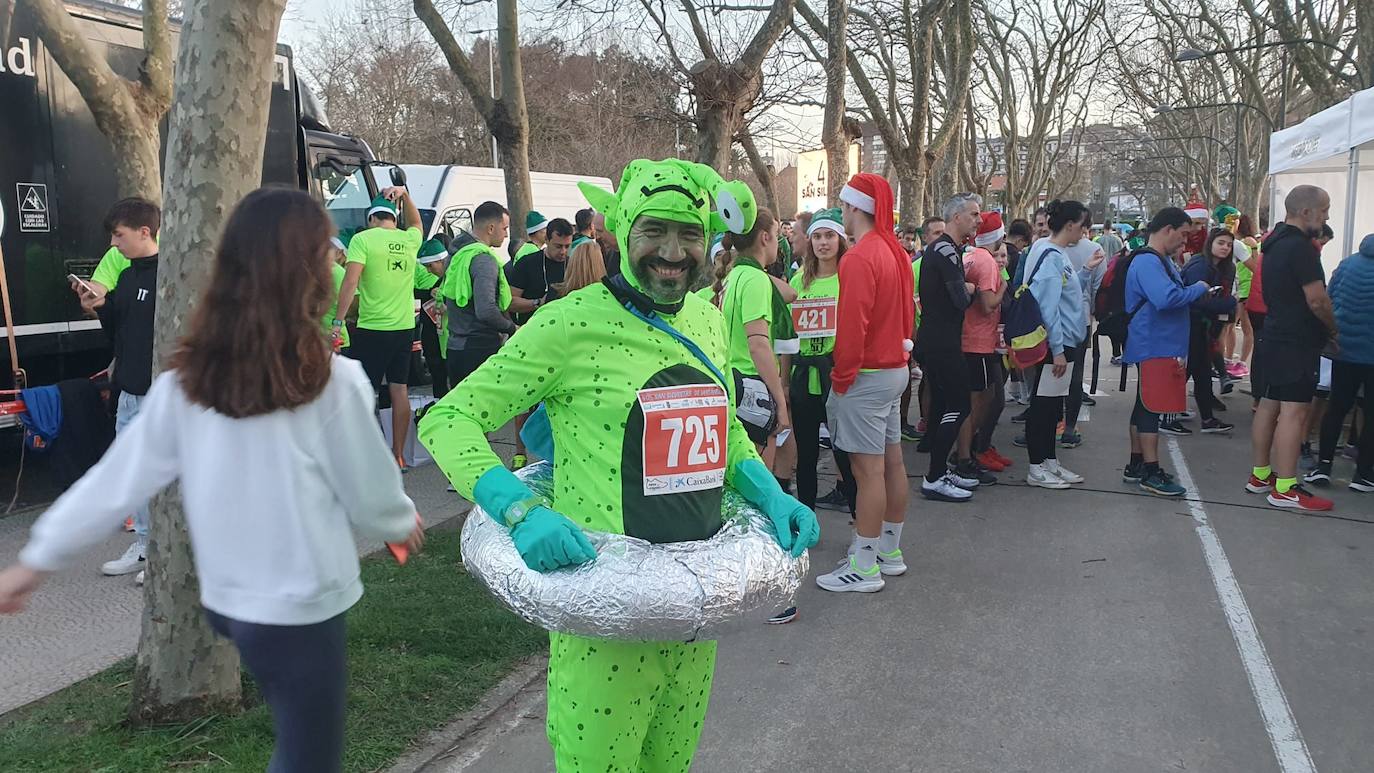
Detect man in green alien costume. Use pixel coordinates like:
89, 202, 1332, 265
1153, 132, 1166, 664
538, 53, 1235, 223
419, 158, 819, 772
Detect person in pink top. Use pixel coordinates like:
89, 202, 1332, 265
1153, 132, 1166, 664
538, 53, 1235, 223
954, 211, 1010, 484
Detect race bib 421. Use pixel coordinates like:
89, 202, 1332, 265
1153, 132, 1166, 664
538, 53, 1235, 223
791, 296, 837, 339
637, 384, 728, 497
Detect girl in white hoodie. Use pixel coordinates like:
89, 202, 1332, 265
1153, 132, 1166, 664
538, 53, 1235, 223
0, 187, 423, 773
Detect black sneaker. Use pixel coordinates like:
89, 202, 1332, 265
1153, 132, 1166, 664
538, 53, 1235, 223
1082, 395, 1097, 407
1350, 474, 1374, 493
1011, 409, 1029, 424
1302, 462, 1332, 486
766, 606, 798, 624
1123, 461, 1146, 483
816, 487, 849, 510
956, 460, 997, 486
1159, 419, 1192, 436
901, 423, 923, 441
1200, 418, 1234, 434
1219, 380, 1236, 395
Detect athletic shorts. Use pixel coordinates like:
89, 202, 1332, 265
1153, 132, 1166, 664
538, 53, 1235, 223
964, 353, 999, 392
348, 328, 414, 389
826, 367, 907, 455
1258, 340, 1319, 404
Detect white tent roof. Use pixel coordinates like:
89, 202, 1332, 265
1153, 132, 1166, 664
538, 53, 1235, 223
1269, 86, 1374, 174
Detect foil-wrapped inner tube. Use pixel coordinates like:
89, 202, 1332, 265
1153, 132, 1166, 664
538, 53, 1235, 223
460, 461, 809, 641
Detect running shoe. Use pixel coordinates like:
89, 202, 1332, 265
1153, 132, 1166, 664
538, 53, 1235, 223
955, 460, 997, 486
1219, 378, 1236, 395
815, 557, 885, 592
1123, 461, 1145, 484
1082, 395, 1097, 407
1058, 429, 1083, 448
947, 468, 982, 490
1302, 463, 1331, 486
876, 549, 908, 576
1026, 464, 1070, 490
816, 487, 849, 510
921, 474, 974, 502
901, 423, 923, 442
101, 542, 145, 576
1267, 485, 1334, 511
1140, 469, 1185, 497
1159, 419, 1192, 436
1110, 355, 1123, 366
1177, 410, 1195, 420
976, 449, 1008, 472
988, 446, 1014, 467
766, 606, 798, 624
1245, 472, 1276, 493
916, 418, 928, 435
1043, 459, 1084, 484
1013, 433, 1028, 448
511, 453, 528, 470
1350, 474, 1374, 493
123, 516, 134, 532
1200, 418, 1234, 434
135, 570, 144, 587
1226, 361, 1249, 378
1011, 409, 1029, 424
1341, 444, 1358, 460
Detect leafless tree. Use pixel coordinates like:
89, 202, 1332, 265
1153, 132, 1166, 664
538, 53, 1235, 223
819, 0, 849, 204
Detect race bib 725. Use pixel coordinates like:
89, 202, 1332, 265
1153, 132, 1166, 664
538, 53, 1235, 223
637, 384, 728, 496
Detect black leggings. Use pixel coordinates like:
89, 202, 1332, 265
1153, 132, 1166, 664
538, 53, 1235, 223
1318, 360, 1373, 475
1063, 328, 1089, 431
207, 610, 348, 773
973, 356, 1006, 453
917, 347, 971, 481
446, 345, 501, 388
1188, 320, 1217, 421
1026, 351, 1073, 465
792, 387, 827, 509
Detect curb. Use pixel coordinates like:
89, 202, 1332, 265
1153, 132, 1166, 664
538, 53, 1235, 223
385, 654, 549, 773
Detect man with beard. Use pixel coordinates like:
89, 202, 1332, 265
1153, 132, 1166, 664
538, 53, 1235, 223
419, 158, 818, 772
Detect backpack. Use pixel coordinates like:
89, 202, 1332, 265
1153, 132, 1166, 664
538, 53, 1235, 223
1001, 246, 1059, 369
1095, 247, 1161, 348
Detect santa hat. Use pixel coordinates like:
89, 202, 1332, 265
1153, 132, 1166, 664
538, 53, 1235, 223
975, 211, 1004, 248
525, 210, 550, 235
1184, 187, 1209, 221
841, 173, 913, 351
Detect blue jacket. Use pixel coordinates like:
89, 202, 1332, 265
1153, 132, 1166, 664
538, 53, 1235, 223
1329, 234, 1374, 365
1180, 254, 1237, 320
1025, 241, 1089, 356
1124, 249, 1208, 363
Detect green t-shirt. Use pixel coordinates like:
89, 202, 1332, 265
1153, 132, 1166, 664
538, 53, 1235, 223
346, 225, 423, 331
92, 246, 131, 290
415, 263, 440, 292
418, 284, 761, 544
1236, 261, 1253, 299
514, 241, 541, 262
720, 263, 773, 377
911, 256, 924, 330
790, 271, 840, 396
326, 263, 351, 349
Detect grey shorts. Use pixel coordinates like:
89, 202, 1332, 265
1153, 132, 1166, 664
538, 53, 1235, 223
825, 367, 908, 454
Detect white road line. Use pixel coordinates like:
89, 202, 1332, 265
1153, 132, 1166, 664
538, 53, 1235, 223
1166, 438, 1317, 773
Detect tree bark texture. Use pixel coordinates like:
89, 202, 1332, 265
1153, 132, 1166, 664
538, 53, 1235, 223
17, 0, 171, 202
738, 130, 778, 213
691, 60, 761, 171
820, 0, 848, 206
130, 0, 289, 725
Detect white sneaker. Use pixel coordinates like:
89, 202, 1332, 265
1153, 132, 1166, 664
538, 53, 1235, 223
816, 557, 885, 592
1026, 464, 1070, 489
947, 470, 980, 490
922, 474, 974, 502
876, 549, 908, 576
101, 542, 145, 576
134, 570, 145, 586
1043, 459, 1084, 484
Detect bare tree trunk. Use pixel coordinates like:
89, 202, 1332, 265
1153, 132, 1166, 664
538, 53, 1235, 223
1, 0, 15, 52
1358, 0, 1374, 96
17, 0, 171, 202
690, 61, 757, 171
738, 131, 778, 213
494, 0, 531, 247
820, 0, 849, 205
131, 0, 288, 724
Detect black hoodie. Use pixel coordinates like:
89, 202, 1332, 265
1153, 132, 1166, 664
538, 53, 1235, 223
98, 256, 158, 396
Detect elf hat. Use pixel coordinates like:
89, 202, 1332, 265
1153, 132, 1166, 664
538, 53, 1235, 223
329, 236, 346, 252
526, 210, 550, 235
975, 211, 1005, 248
709, 234, 727, 262
417, 238, 448, 265
807, 207, 846, 238
367, 195, 398, 219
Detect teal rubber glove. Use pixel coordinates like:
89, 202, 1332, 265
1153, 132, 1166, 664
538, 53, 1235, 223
472, 466, 596, 573
730, 459, 820, 558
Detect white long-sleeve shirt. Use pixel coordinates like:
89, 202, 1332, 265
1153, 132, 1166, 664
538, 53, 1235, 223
20, 357, 415, 626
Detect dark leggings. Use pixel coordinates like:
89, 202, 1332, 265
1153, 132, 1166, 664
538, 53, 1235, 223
420, 317, 449, 399
446, 345, 501, 388
1248, 311, 1267, 397
918, 348, 971, 481
206, 610, 348, 773
1318, 361, 1373, 475
1188, 320, 1216, 421
973, 356, 1006, 453
792, 387, 827, 508
1063, 329, 1089, 431
1026, 358, 1065, 465
1130, 382, 1161, 434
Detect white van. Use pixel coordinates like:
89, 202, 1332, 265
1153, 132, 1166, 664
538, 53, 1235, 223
401, 164, 612, 253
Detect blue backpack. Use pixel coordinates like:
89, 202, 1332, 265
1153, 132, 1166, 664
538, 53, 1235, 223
1002, 247, 1058, 369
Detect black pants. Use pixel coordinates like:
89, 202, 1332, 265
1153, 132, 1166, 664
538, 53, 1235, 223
446, 345, 501, 388
1026, 349, 1076, 465
1319, 360, 1373, 475
207, 610, 347, 773
917, 347, 970, 481
420, 317, 449, 399
973, 355, 1006, 453
1248, 310, 1267, 397
792, 387, 828, 509
1063, 328, 1089, 431
1188, 319, 1217, 421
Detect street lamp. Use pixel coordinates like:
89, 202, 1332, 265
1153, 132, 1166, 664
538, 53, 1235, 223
1155, 102, 1274, 202
469, 27, 498, 167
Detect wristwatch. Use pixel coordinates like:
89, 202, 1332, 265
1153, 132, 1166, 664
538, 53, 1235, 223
502, 495, 552, 529
331, 319, 344, 328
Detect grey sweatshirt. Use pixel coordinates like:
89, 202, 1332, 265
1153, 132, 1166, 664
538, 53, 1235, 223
447, 252, 516, 351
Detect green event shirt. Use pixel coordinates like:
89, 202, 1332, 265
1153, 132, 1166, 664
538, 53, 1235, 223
720, 263, 773, 377
415, 263, 440, 292
1235, 261, 1253, 299
441, 242, 511, 311
790, 272, 839, 396
346, 226, 423, 331
514, 241, 541, 261
418, 284, 761, 543
92, 246, 131, 290
911, 256, 923, 330
326, 263, 351, 349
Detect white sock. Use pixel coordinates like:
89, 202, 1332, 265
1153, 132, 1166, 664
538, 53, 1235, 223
878, 521, 903, 554
852, 536, 880, 571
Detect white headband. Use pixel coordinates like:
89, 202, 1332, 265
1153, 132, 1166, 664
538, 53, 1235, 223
807, 219, 847, 239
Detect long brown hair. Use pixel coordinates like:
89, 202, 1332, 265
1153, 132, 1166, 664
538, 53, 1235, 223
802, 226, 847, 290
554, 240, 606, 296
169, 188, 334, 418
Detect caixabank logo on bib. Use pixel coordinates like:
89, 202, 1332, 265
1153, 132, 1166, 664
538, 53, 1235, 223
0, 38, 36, 79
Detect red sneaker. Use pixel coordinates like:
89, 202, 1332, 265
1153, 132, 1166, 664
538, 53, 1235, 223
916, 418, 928, 434
123, 516, 134, 532
1267, 485, 1333, 511
976, 449, 1007, 472
1245, 472, 1276, 493
989, 446, 1014, 467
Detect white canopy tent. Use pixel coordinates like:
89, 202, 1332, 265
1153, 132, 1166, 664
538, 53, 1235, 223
1268, 86, 1374, 274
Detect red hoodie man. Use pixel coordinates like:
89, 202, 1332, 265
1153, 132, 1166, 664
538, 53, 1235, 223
815, 173, 916, 595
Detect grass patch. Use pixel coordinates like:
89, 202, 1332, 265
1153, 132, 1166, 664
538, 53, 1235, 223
0, 528, 548, 772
